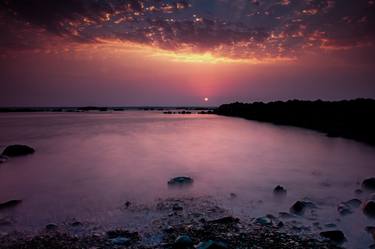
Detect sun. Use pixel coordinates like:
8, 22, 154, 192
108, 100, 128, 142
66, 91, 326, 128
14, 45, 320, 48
204, 97, 209, 102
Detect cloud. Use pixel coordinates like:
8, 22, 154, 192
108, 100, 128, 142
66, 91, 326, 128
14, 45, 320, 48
0, 0, 374, 60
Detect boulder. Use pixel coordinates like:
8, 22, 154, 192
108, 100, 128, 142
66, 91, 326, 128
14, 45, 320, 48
273, 185, 287, 195
255, 216, 272, 226
196, 240, 228, 249
364, 201, 375, 217
45, 223, 58, 230
168, 176, 193, 185
2, 145, 35, 157
362, 178, 375, 190
0, 200, 22, 210
320, 230, 346, 243
174, 235, 193, 248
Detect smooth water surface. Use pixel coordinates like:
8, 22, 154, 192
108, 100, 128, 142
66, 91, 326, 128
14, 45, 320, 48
0, 112, 374, 248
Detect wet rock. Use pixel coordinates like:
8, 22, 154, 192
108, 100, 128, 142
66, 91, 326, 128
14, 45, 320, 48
255, 216, 272, 226
320, 230, 346, 243
366, 226, 375, 241
208, 216, 239, 225
124, 201, 131, 208
344, 198, 362, 208
2, 145, 35, 157
364, 201, 375, 217
70, 221, 82, 227
168, 176, 193, 185
0, 200, 22, 210
337, 203, 353, 215
174, 235, 193, 248
273, 185, 287, 195
290, 200, 317, 214
45, 223, 58, 230
172, 203, 183, 211
110, 236, 130, 246
196, 240, 228, 249
362, 178, 375, 190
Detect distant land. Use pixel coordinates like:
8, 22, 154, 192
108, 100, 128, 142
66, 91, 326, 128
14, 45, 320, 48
214, 99, 375, 145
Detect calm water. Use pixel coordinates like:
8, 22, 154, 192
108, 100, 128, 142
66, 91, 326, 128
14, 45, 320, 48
0, 112, 374, 248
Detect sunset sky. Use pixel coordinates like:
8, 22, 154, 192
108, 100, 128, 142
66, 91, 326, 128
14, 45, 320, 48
0, 0, 374, 106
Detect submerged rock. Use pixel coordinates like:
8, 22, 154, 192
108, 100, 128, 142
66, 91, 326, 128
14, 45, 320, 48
337, 203, 353, 216
168, 176, 193, 185
110, 236, 130, 246
290, 201, 315, 215
366, 226, 375, 241
196, 240, 228, 249
344, 198, 362, 208
0, 200, 22, 210
174, 235, 193, 248
45, 223, 58, 230
362, 178, 375, 190
2, 145, 35, 157
255, 216, 272, 226
273, 185, 287, 195
208, 216, 239, 225
320, 230, 346, 243
364, 201, 375, 217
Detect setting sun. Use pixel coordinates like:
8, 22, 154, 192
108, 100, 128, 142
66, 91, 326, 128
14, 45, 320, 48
204, 97, 209, 102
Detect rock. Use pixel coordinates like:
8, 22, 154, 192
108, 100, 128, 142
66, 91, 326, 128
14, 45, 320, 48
196, 240, 228, 249
290, 201, 306, 214
172, 203, 183, 211
255, 216, 272, 226
0, 200, 22, 210
362, 178, 375, 190
70, 221, 82, 227
2, 145, 35, 157
208, 216, 239, 225
364, 201, 375, 217
174, 235, 193, 248
124, 201, 131, 208
273, 185, 287, 195
45, 223, 58, 230
168, 176, 193, 185
366, 226, 375, 241
320, 230, 346, 243
229, 193, 237, 198
344, 198, 362, 208
110, 236, 130, 246
337, 203, 353, 215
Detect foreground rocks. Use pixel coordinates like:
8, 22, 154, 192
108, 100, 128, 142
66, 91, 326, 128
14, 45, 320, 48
2, 145, 35, 157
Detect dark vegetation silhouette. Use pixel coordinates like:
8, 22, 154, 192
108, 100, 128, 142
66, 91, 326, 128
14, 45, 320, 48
214, 99, 375, 145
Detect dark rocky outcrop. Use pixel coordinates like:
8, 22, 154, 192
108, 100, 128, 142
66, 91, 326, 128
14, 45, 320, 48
273, 185, 287, 195
214, 99, 375, 145
290, 201, 316, 215
364, 201, 375, 217
174, 235, 194, 248
320, 230, 346, 243
362, 178, 375, 190
2, 145, 35, 157
0, 200, 22, 210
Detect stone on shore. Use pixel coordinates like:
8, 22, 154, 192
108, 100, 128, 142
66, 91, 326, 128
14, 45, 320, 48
2, 145, 35, 157
273, 185, 287, 195
290, 201, 315, 215
174, 235, 194, 248
0, 200, 22, 210
320, 230, 346, 243
364, 201, 375, 217
196, 240, 228, 249
168, 176, 193, 186
362, 178, 375, 190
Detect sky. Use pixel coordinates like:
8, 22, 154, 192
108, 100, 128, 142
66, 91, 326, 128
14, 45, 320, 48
0, 0, 374, 106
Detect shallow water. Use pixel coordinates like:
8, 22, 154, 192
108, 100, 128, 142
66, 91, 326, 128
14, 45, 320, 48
0, 111, 374, 248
